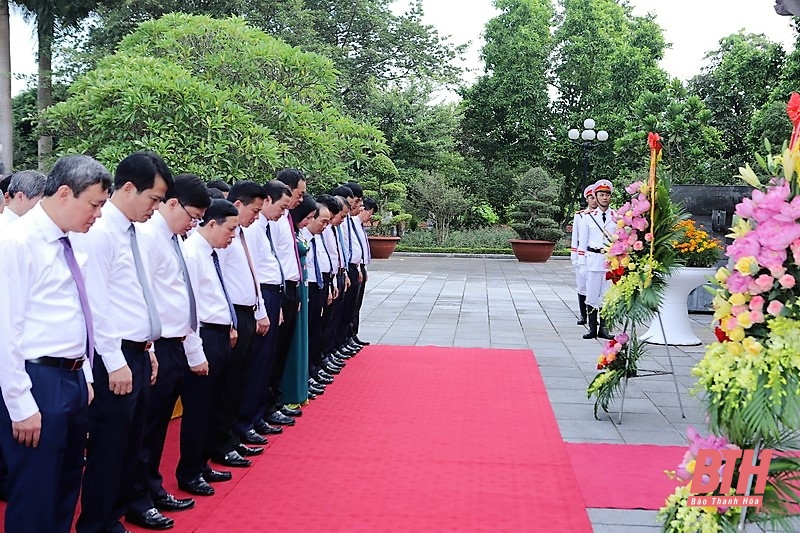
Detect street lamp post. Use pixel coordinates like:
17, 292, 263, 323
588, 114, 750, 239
568, 119, 609, 201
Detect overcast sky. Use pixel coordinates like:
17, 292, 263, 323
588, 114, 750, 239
8, 1, 798, 96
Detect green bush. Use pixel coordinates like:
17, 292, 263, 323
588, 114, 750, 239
400, 226, 516, 249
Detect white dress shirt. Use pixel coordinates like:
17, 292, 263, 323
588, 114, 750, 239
0, 203, 93, 421
136, 212, 194, 338
243, 214, 283, 285
0, 208, 19, 231
342, 215, 365, 265
182, 232, 234, 366
268, 211, 301, 282
218, 226, 267, 320
322, 225, 346, 271
71, 201, 150, 373
301, 228, 332, 286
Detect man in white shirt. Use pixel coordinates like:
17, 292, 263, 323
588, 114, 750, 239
263, 168, 307, 426
235, 180, 291, 443
207, 181, 270, 468
349, 193, 375, 348
0, 170, 46, 229
178, 199, 240, 497
303, 198, 333, 385
0, 155, 111, 533
571, 185, 597, 326
319, 195, 351, 376
126, 174, 211, 530
75, 151, 173, 533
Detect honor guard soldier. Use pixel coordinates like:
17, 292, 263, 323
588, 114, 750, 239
577, 179, 615, 340
571, 184, 598, 325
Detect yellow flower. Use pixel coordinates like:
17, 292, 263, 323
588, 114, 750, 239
715, 267, 730, 283
686, 459, 696, 474
742, 337, 763, 356
734, 256, 759, 275
713, 296, 732, 319
617, 219, 625, 228
737, 312, 753, 328
729, 293, 747, 306
726, 342, 743, 357
620, 256, 630, 267
737, 163, 762, 188
727, 217, 752, 239
729, 328, 745, 341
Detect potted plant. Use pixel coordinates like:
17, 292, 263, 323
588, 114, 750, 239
361, 154, 412, 258
508, 166, 564, 262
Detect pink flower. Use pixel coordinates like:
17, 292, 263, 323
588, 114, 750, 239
725, 271, 754, 294
774, 196, 800, 223
767, 300, 785, 316
631, 217, 648, 231
791, 239, 800, 264
750, 310, 765, 324
726, 234, 761, 261
770, 265, 787, 278
723, 316, 739, 331
632, 199, 651, 216
749, 295, 765, 311
633, 241, 644, 251
757, 248, 788, 270
754, 219, 800, 251
644, 233, 653, 242
779, 274, 796, 288
735, 198, 754, 218
752, 274, 775, 293
731, 305, 748, 316
625, 181, 642, 195
615, 332, 630, 344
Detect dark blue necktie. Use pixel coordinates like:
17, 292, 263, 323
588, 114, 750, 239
311, 238, 323, 289
265, 223, 286, 288
211, 250, 237, 329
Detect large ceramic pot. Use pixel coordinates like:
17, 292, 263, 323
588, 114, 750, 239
367, 235, 401, 259
509, 239, 556, 262
640, 266, 717, 345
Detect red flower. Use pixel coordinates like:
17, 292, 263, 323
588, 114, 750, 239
648, 132, 662, 153
788, 92, 800, 126
713, 326, 729, 343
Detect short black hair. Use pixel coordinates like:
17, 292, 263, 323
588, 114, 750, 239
206, 179, 230, 193
263, 179, 291, 203
345, 181, 363, 197
315, 193, 341, 215
44, 155, 112, 197
172, 174, 211, 209
228, 180, 267, 206
276, 168, 305, 190
200, 198, 238, 226
363, 196, 378, 212
290, 193, 317, 227
329, 185, 354, 198
208, 187, 225, 199
0, 175, 11, 194
115, 151, 174, 195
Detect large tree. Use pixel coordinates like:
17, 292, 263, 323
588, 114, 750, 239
76, 0, 463, 114
13, 0, 103, 168
45, 14, 388, 184
688, 32, 785, 176
551, 0, 668, 217
459, 0, 555, 212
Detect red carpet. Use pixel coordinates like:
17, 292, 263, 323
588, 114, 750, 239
566, 443, 685, 510
159, 345, 593, 532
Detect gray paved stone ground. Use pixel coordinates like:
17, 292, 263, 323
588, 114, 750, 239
359, 254, 717, 532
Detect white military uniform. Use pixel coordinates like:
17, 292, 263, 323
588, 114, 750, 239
571, 184, 595, 296
578, 205, 616, 309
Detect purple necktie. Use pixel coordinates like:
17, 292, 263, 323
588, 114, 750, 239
60, 236, 94, 365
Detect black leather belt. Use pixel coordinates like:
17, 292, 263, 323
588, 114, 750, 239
200, 322, 231, 332
122, 339, 148, 352
321, 273, 333, 282
284, 280, 298, 290
157, 337, 184, 344
587, 247, 604, 254
27, 356, 85, 371
234, 304, 257, 312
261, 283, 283, 293
348, 263, 361, 269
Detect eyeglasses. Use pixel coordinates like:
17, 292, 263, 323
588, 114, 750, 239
178, 201, 203, 225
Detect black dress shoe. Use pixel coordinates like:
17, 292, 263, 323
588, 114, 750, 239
353, 336, 370, 345
315, 374, 334, 385
307, 391, 317, 400
329, 355, 346, 366
154, 493, 195, 512
254, 419, 283, 435
178, 477, 215, 496
212, 450, 251, 468
203, 468, 232, 483
323, 363, 341, 374
345, 342, 362, 352
333, 349, 353, 359
235, 443, 264, 456
126, 508, 174, 530
266, 410, 296, 426
338, 346, 358, 356
240, 429, 268, 445
308, 384, 325, 395
280, 405, 302, 417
